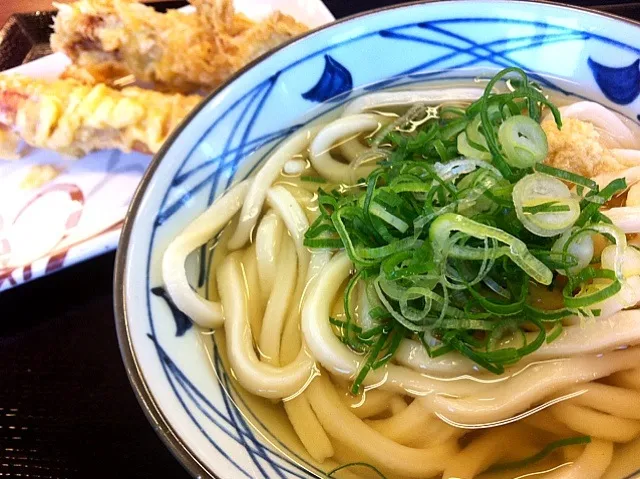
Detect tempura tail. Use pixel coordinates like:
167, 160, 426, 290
50, 0, 308, 93
0, 74, 202, 158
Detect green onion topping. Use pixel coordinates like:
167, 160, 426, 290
303, 67, 628, 392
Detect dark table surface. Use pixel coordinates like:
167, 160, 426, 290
1, 0, 640, 478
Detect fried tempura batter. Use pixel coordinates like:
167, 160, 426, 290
0, 74, 202, 158
51, 0, 308, 93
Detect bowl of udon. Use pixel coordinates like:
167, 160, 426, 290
114, 1, 640, 477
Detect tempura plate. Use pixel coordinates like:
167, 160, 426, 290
0, 0, 334, 292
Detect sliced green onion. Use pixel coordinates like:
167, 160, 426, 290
576, 178, 627, 227
457, 131, 491, 160
488, 436, 591, 472
524, 304, 573, 321
343, 270, 365, 349
468, 278, 527, 316
369, 202, 410, 233
351, 332, 389, 394
399, 287, 433, 322
300, 175, 327, 183
552, 228, 594, 275
588, 223, 627, 281
498, 115, 548, 168
563, 268, 621, 308
300, 68, 615, 382
513, 173, 580, 237
546, 322, 563, 343
522, 201, 570, 214
487, 319, 523, 351
430, 213, 552, 284
534, 163, 598, 190
466, 114, 490, 151
302, 238, 344, 249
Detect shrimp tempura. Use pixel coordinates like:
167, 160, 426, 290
0, 74, 202, 158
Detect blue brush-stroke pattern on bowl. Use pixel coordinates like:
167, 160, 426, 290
302, 55, 353, 102
118, 4, 640, 479
151, 287, 193, 337
588, 57, 640, 104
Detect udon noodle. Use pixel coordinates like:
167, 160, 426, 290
162, 68, 640, 478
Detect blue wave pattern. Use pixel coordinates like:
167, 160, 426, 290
145, 16, 640, 478
302, 55, 354, 103
151, 287, 193, 337
588, 57, 640, 105
147, 334, 323, 478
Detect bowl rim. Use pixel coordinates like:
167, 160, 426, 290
113, 1, 640, 477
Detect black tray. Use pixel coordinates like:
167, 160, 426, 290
1, 0, 640, 72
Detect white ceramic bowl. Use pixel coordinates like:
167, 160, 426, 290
114, 1, 640, 477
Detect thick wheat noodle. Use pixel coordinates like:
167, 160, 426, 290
205, 214, 235, 304
309, 114, 383, 184
264, 186, 312, 362
422, 347, 640, 425
592, 165, 640, 190
329, 438, 388, 479
608, 367, 640, 390
627, 183, 640, 206
551, 402, 640, 442
602, 436, 640, 479
277, 270, 334, 464
279, 251, 332, 367
265, 186, 310, 263
390, 397, 408, 415
521, 409, 575, 436
411, 418, 465, 449
254, 210, 284, 300
241, 243, 264, 338
162, 180, 249, 328
395, 309, 640, 376
258, 234, 297, 366
366, 399, 434, 445
228, 126, 320, 249
306, 372, 459, 478
442, 424, 524, 478
560, 382, 640, 419
602, 206, 640, 233
558, 101, 636, 148
613, 148, 640, 166
217, 252, 314, 398
339, 135, 369, 163
341, 389, 396, 419
543, 439, 613, 479
302, 251, 640, 423
266, 185, 310, 307
283, 395, 334, 463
